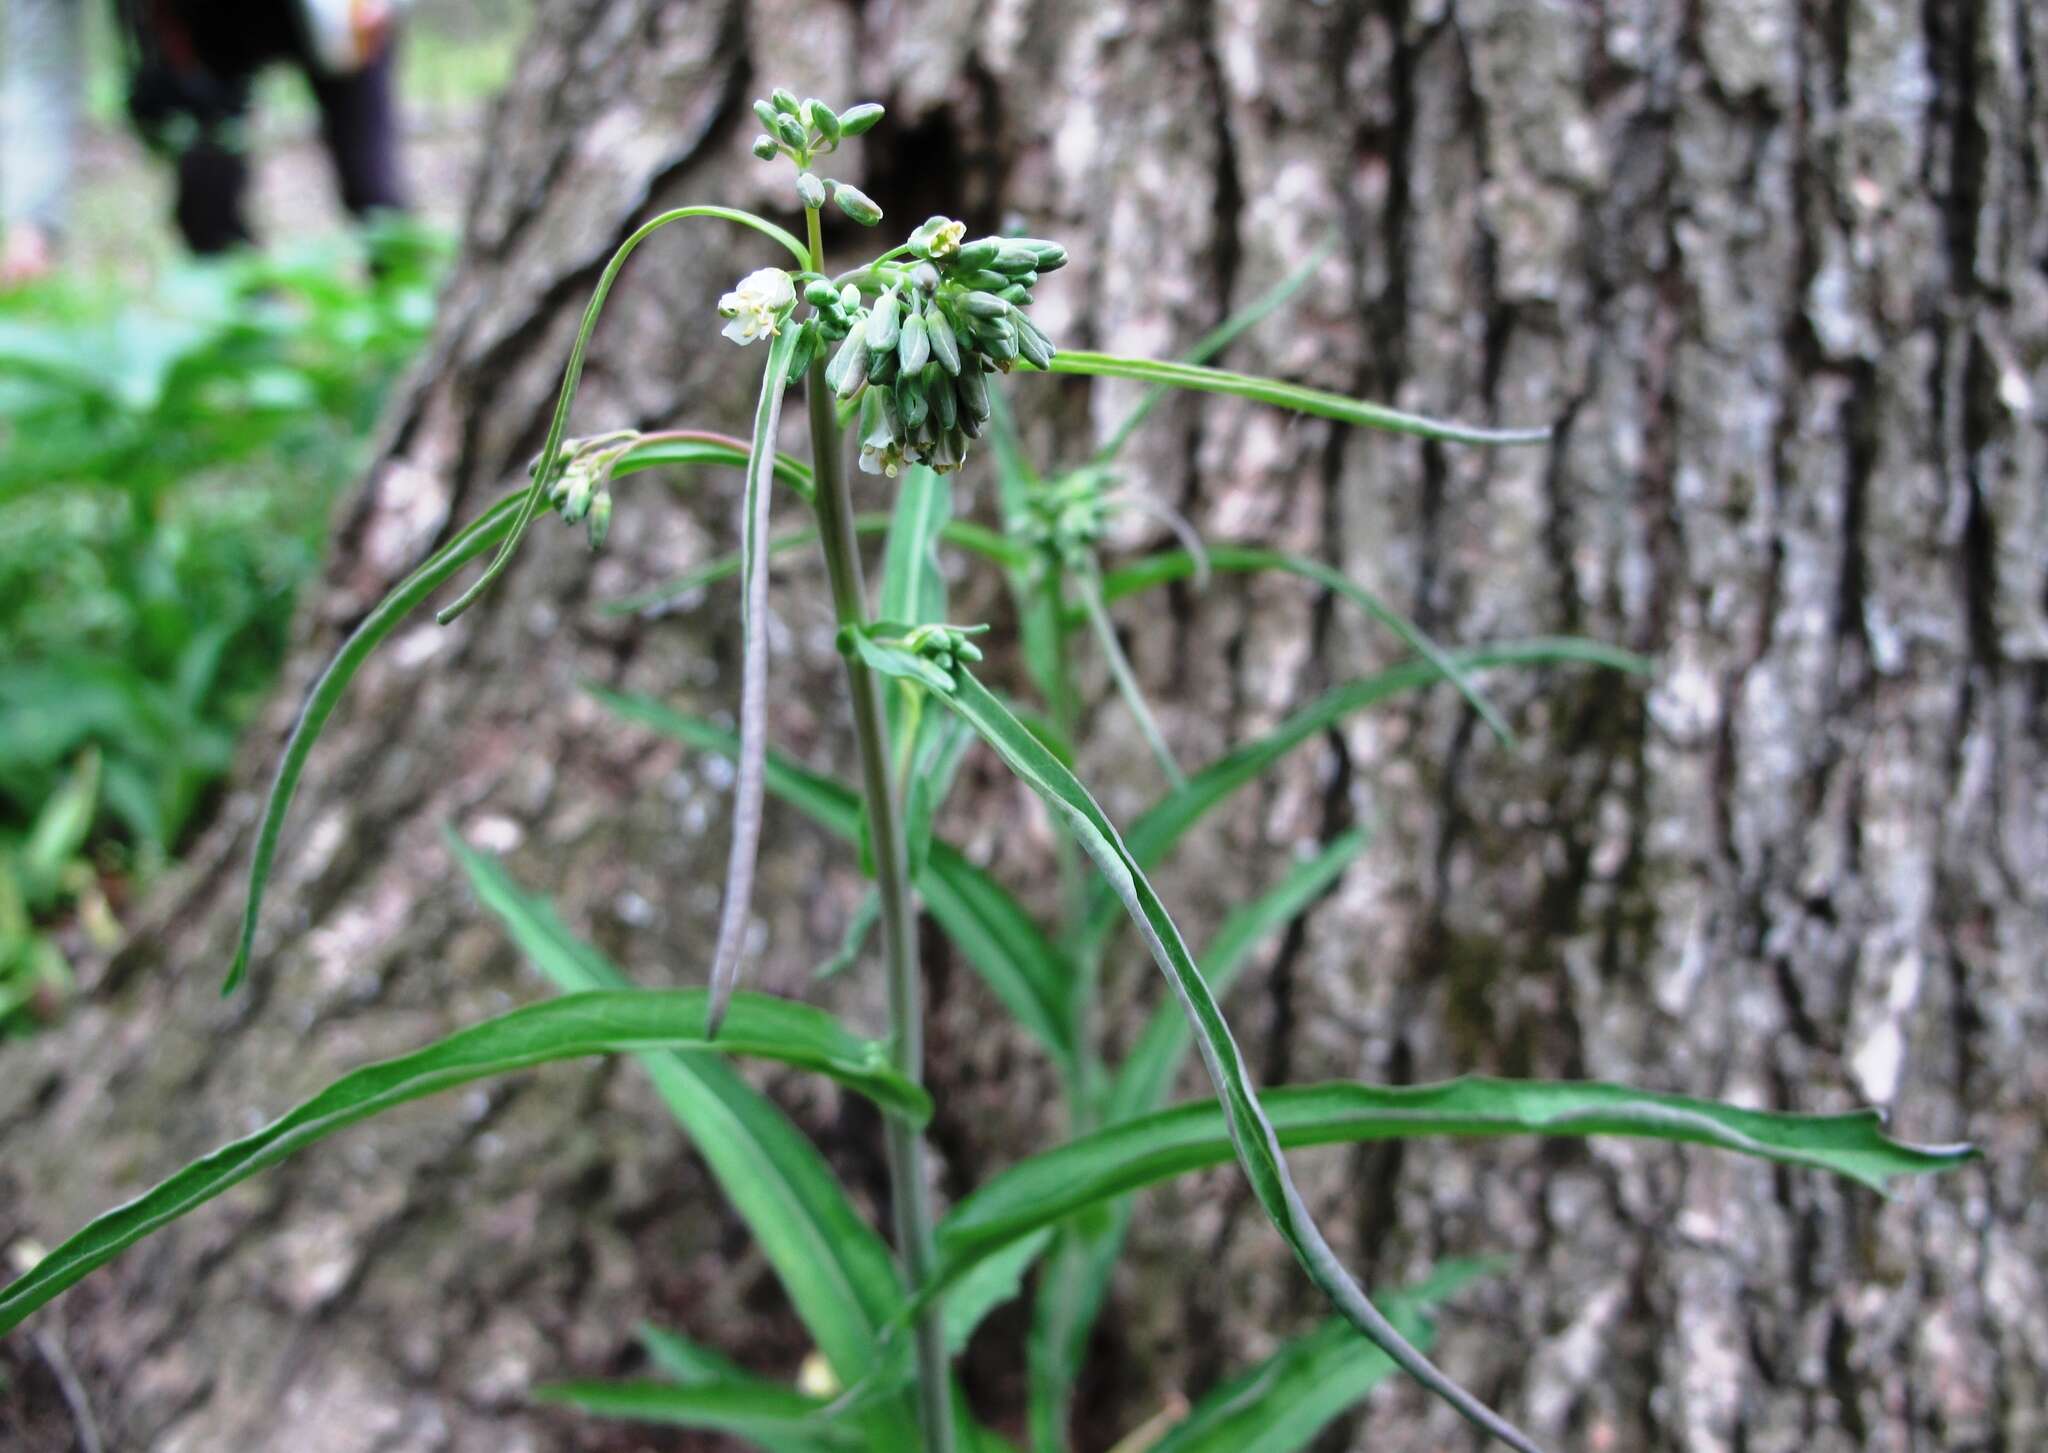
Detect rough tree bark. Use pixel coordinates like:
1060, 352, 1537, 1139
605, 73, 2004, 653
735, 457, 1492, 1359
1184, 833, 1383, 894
4, 2, 2042, 1450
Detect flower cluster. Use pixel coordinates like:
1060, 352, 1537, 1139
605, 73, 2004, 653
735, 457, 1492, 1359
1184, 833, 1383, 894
826, 218, 1066, 476
748, 89, 886, 228
537, 431, 638, 551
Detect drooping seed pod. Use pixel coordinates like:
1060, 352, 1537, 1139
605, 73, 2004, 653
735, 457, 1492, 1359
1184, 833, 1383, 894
837, 102, 886, 136
925, 307, 962, 375
796, 172, 827, 209
865, 289, 901, 357
832, 183, 883, 225
806, 99, 840, 141
898, 311, 931, 375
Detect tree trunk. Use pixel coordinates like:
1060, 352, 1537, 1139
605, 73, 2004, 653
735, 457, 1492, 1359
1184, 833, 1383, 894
4, 2, 2042, 1450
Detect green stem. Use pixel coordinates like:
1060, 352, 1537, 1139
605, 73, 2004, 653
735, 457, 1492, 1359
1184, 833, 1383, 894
803, 206, 955, 1453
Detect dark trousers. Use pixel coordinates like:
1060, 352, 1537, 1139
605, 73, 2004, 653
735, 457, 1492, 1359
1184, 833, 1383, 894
129, 4, 408, 254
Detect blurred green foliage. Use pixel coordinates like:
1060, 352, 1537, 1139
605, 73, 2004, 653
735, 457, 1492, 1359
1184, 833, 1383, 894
0, 218, 448, 1032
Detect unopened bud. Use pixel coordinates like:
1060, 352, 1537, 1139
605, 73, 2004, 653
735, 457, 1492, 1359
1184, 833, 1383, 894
751, 133, 780, 161
807, 99, 840, 141
897, 312, 931, 374
796, 171, 826, 209
770, 87, 800, 115
832, 183, 883, 226
585, 491, 612, 551
865, 289, 901, 356
960, 290, 1010, 319
925, 308, 962, 375
953, 238, 1000, 271
774, 114, 807, 150
837, 103, 885, 137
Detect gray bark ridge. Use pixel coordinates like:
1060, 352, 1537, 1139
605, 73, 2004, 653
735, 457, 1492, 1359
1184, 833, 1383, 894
3, 2, 2043, 1451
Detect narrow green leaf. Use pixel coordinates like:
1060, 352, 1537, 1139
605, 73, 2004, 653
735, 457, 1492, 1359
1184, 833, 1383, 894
1146, 1259, 1494, 1453
1095, 235, 1339, 464
0, 989, 926, 1336
943, 1226, 1053, 1355
1110, 828, 1371, 1124
708, 321, 805, 1038
1044, 351, 1552, 447
589, 687, 1078, 1070
451, 839, 919, 1445
534, 1380, 864, 1451
1083, 639, 1650, 952
638, 1322, 745, 1383
1092, 543, 1524, 747
437, 205, 809, 626
617, 1326, 856, 1453
942, 1079, 1979, 1270
225, 487, 527, 991
1028, 827, 1374, 1447
892, 663, 1538, 1452
880, 466, 953, 628
1075, 561, 1184, 788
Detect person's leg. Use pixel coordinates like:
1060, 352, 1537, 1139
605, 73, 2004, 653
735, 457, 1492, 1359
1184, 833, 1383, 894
306, 40, 408, 220
172, 131, 252, 254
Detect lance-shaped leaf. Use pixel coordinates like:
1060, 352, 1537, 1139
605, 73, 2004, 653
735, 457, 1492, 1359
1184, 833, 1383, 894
225, 487, 524, 991
1091, 543, 1525, 747
436, 204, 808, 625
1094, 234, 1339, 464
534, 1379, 865, 1452
1081, 638, 1649, 952
707, 319, 806, 1039
450, 839, 921, 1446
0, 989, 927, 1336
1043, 351, 1551, 447
1145, 1258, 1495, 1453
1030, 830, 1371, 1450
854, 651, 1544, 1453
589, 687, 1078, 1070
939, 1079, 1978, 1274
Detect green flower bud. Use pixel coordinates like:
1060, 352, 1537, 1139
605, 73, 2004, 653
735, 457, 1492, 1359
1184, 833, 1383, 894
585, 491, 612, 551
796, 171, 827, 209
804, 279, 840, 308
1000, 283, 1032, 306
774, 114, 808, 150
753, 99, 780, 130
953, 238, 1001, 270
954, 364, 990, 421
1028, 240, 1069, 271
858, 386, 887, 442
929, 370, 958, 429
898, 311, 931, 374
839, 283, 861, 311
868, 348, 899, 385
1013, 314, 1054, 369
961, 290, 1011, 318
770, 87, 801, 115
751, 133, 780, 160
910, 261, 941, 293
865, 288, 901, 356
832, 182, 883, 226
826, 326, 870, 397
896, 371, 929, 429
788, 320, 820, 376
954, 268, 1008, 292
806, 99, 840, 141
992, 241, 1041, 274
925, 307, 962, 375
837, 102, 885, 137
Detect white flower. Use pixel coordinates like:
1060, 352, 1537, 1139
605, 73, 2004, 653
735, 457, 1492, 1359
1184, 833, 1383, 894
717, 268, 795, 346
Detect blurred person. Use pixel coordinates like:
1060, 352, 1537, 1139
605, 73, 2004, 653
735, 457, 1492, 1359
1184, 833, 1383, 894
0, 0, 410, 274
0, 0, 82, 282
